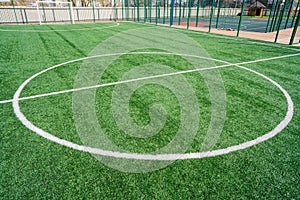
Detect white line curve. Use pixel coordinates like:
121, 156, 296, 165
11, 51, 295, 160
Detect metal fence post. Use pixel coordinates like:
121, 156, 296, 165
114, 0, 117, 21
291, 0, 299, 27
23, 8, 28, 23
137, 0, 140, 22
187, 0, 192, 29
195, 0, 200, 27
289, 8, 300, 45
208, 0, 215, 32
182, 1, 185, 19
41, 1, 47, 23
51, 8, 56, 22
269, 0, 280, 31
20, 7, 25, 23
265, 0, 276, 32
149, 0, 152, 22
67, 0, 74, 24
77, 8, 80, 21
284, 0, 293, 29
237, 0, 245, 37
275, 0, 287, 42
163, 0, 166, 23
167, 0, 169, 18
178, 0, 182, 25
271, 0, 281, 32
156, 0, 158, 24
144, 0, 147, 22
170, 0, 175, 25
122, 0, 124, 20
175, 1, 177, 18
133, 0, 136, 21
215, 0, 222, 28
126, 0, 129, 20
92, 0, 96, 22
11, 0, 19, 24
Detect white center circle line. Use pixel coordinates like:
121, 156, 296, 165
12, 52, 294, 160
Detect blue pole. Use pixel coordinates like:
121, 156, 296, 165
170, 0, 175, 25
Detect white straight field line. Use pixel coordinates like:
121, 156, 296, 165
0, 52, 299, 104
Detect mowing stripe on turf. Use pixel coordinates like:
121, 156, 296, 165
128, 21, 300, 52
0, 52, 299, 104
0, 23, 120, 33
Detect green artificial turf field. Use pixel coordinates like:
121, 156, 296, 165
0, 22, 299, 199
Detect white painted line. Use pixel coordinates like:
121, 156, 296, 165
0, 23, 120, 32
0, 99, 14, 104
1, 52, 299, 104
11, 52, 295, 160
1, 65, 230, 104
236, 53, 300, 65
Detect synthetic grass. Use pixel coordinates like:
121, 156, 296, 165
0, 22, 299, 199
